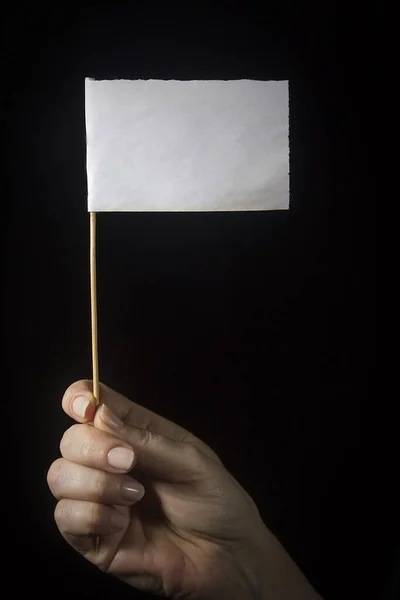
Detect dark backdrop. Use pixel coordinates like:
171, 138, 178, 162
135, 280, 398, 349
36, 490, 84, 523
3, 3, 383, 600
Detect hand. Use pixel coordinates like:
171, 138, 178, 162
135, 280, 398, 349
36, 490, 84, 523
47, 380, 322, 600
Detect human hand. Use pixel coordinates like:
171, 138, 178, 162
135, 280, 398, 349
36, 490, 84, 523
47, 380, 322, 600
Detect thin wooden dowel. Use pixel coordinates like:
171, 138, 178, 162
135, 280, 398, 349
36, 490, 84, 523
90, 212, 101, 554
90, 212, 100, 405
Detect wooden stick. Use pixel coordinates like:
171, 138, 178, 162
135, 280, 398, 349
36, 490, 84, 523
90, 212, 101, 554
90, 212, 100, 406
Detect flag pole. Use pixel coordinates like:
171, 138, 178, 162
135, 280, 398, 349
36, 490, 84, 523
90, 212, 100, 406
90, 211, 101, 554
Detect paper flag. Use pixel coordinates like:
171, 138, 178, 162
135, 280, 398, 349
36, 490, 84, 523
85, 78, 289, 212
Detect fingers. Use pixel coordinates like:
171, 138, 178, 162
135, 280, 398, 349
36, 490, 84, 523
62, 380, 221, 463
54, 499, 128, 536
60, 423, 137, 474
58, 416, 209, 491
94, 403, 211, 483
47, 458, 145, 506
62, 380, 185, 437
61, 411, 209, 484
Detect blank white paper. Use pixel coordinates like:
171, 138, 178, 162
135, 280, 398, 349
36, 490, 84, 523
85, 79, 289, 212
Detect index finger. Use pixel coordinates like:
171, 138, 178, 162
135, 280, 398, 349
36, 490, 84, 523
62, 379, 193, 443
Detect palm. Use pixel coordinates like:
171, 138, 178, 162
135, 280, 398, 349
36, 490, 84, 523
99, 466, 257, 598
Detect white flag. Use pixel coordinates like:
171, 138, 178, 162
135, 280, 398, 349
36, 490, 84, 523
85, 78, 289, 212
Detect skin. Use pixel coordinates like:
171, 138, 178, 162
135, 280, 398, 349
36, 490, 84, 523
47, 380, 323, 600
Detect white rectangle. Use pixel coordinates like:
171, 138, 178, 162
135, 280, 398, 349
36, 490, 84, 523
85, 79, 289, 212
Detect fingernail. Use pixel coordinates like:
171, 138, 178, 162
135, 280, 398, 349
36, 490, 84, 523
72, 396, 90, 418
99, 404, 124, 431
107, 447, 134, 470
121, 478, 145, 502
111, 509, 127, 531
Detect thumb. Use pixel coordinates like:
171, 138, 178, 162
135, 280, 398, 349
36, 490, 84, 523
95, 404, 210, 483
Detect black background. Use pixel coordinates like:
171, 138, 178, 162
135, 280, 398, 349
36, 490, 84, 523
3, 3, 384, 600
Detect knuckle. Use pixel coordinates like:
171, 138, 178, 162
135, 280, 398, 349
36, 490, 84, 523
183, 442, 203, 463
47, 458, 64, 492
88, 503, 104, 531
189, 433, 222, 464
60, 424, 97, 465
54, 499, 70, 527
91, 472, 108, 500
137, 427, 154, 447
80, 435, 96, 462
182, 444, 209, 474
171, 443, 210, 482
59, 423, 81, 455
